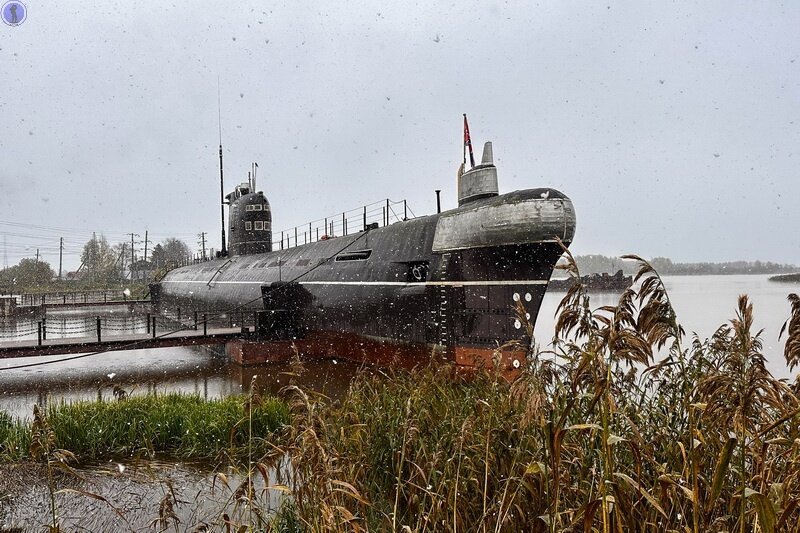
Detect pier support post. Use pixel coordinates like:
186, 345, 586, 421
96, 317, 101, 342
37, 321, 42, 346
152, 316, 156, 338
194, 311, 198, 331
146, 313, 151, 333
203, 314, 207, 336
42, 318, 46, 341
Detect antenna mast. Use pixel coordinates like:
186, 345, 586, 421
218, 79, 227, 256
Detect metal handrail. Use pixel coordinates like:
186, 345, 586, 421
272, 198, 414, 250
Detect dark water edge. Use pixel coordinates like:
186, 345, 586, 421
0, 458, 286, 531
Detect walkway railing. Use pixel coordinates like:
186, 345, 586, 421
0, 306, 259, 346
0, 290, 131, 307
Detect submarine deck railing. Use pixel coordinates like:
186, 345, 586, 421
181, 198, 417, 265
272, 198, 415, 251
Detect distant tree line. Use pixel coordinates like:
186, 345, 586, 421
566, 254, 798, 276
77, 234, 192, 285
0, 235, 192, 292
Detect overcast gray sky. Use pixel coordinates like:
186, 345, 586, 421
1, 1, 798, 271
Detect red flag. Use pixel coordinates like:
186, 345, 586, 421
463, 114, 476, 168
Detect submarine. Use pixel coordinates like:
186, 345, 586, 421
151, 140, 576, 370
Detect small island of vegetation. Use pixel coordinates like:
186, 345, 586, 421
770, 273, 800, 283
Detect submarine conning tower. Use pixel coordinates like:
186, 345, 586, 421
458, 141, 499, 206
225, 181, 272, 256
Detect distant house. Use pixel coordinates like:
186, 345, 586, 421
65, 271, 84, 281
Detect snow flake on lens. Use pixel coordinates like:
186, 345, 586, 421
1, 1, 26, 26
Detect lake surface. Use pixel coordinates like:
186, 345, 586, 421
0, 274, 798, 419
535, 274, 800, 379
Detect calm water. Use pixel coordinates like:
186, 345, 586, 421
1, 275, 798, 418
0, 344, 361, 420
535, 274, 800, 379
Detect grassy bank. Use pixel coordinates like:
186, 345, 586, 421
0, 391, 288, 462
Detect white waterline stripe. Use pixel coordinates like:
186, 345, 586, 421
301, 280, 549, 286
162, 280, 549, 286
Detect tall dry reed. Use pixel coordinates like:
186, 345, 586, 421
269, 255, 800, 532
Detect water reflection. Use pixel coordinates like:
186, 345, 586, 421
0, 344, 364, 420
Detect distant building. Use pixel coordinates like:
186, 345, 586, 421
65, 271, 84, 281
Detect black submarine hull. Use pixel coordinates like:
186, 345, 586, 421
152, 188, 576, 369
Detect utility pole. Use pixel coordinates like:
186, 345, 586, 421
198, 232, 207, 261
142, 231, 149, 282
35, 248, 39, 263
218, 80, 227, 256
58, 237, 63, 281
127, 233, 139, 280
91, 232, 97, 274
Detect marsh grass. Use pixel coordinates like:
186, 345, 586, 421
4, 256, 800, 532
270, 253, 800, 532
0, 392, 288, 462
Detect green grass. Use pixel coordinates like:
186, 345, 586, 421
0, 409, 31, 461
0, 392, 288, 462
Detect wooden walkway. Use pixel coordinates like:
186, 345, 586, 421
0, 326, 244, 359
